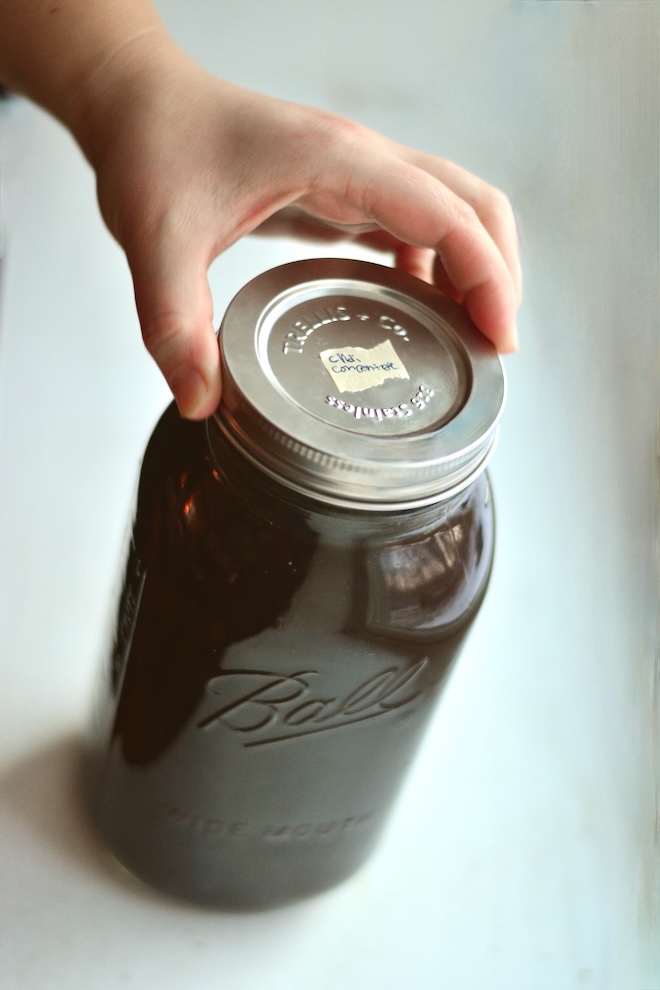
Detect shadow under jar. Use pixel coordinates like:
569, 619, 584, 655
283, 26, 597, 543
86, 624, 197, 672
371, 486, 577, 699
86, 259, 505, 911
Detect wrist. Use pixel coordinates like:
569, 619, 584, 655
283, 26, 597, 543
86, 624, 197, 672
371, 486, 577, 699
64, 28, 185, 166
0, 2, 179, 159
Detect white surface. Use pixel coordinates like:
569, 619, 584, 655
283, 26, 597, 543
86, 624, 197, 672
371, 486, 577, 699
0, 2, 658, 988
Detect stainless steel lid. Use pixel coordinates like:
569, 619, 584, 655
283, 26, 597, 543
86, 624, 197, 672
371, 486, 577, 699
212, 259, 505, 509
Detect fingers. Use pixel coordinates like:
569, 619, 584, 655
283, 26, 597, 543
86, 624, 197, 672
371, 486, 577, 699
434, 214, 519, 352
344, 156, 520, 352
128, 238, 221, 420
291, 113, 521, 351
401, 150, 523, 304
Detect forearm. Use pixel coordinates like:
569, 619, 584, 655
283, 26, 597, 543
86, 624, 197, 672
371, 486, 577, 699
0, 0, 175, 154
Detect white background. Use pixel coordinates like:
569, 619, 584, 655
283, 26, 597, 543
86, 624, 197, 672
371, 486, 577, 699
0, 2, 658, 988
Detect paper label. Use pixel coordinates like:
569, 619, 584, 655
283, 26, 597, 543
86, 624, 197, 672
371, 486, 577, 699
319, 340, 409, 394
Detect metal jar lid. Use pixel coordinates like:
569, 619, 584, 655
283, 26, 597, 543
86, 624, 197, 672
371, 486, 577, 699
211, 259, 505, 509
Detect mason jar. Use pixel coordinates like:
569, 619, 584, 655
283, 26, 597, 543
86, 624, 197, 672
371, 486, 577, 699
87, 258, 505, 910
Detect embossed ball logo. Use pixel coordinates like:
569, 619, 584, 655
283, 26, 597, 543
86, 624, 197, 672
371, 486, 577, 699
196, 659, 430, 746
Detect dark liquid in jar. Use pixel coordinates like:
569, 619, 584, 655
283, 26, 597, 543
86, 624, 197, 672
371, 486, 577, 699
87, 403, 495, 910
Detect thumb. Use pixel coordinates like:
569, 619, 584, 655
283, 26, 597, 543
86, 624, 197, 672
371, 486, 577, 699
129, 242, 221, 420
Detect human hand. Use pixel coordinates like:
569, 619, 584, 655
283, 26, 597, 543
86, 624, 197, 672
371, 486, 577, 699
77, 37, 522, 419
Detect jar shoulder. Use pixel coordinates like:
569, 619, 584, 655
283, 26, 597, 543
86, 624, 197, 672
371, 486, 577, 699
135, 402, 495, 635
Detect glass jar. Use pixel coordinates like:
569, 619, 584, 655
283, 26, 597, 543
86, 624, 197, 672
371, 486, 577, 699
86, 259, 505, 910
